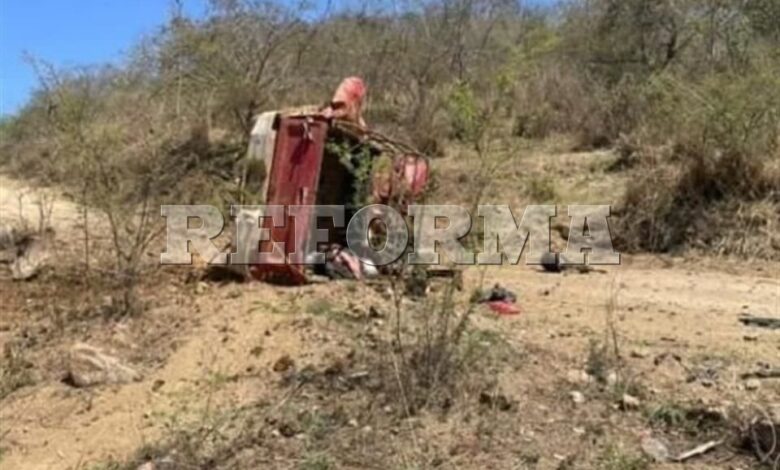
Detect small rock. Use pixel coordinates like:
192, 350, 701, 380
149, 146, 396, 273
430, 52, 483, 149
606, 371, 619, 387
620, 394, 641, 410
745, 379, 761, 391
566, 369, 592, 384
348, 418, 359, 428
226, 289, 241, 299
569, 391, 586, 405
278, 423, 297, 437
641, 436, 670, 462
630, 349, 649, 359
151, 379, 165, 392
743, 334, 759, 342
136, 463, 155, 470
65, 343, 141, 387
272, 355, 294, 373
478, 391, 513, 411
11, 236, 50, 281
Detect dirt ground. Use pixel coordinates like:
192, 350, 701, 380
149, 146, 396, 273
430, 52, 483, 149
0, 157, 778, 470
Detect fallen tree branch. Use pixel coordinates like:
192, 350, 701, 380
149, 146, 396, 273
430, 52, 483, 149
739, 315, 780, 330
741, 369, 780, 380
673, 439, 724, 462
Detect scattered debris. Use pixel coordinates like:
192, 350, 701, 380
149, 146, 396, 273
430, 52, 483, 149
480, 283, 517, 303
538, 253, 606, 274
64, 343, 141, 388
739, 315, 780, 330
478, 284, 521, 315
323, 245, 373, 280
486, 301, 521, 316
570, 391, 586, 405
641, 436, 671, 462
673, 439, 724, 462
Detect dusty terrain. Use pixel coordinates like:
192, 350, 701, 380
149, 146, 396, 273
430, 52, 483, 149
0, 150, 778, 470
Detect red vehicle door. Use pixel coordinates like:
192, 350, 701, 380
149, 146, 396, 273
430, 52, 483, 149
250, 115, 328, 284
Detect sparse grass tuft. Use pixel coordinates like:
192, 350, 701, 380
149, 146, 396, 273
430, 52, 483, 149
599, 445, 648, 470
307, 298, 336, 318
300, 453, 334, 470
526, 175, 557, 203
0, 342, 35, 400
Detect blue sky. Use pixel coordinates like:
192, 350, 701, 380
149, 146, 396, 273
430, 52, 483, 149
1, 0, 554, 117
0, 0, 209, 116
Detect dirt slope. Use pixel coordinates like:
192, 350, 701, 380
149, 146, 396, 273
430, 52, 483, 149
0, 173, 777, 469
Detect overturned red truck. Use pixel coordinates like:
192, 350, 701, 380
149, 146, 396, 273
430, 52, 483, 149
235, 77, 429, 285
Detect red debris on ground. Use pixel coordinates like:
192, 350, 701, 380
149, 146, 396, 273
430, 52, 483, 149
479, 284, 521, 316
487, 300, 521, 316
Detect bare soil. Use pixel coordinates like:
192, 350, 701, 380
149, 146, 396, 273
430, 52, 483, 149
0, 158, 777, 469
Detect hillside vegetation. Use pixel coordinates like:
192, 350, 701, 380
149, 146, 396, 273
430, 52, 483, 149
1, 2, 779, 469
3, 1, 778, 264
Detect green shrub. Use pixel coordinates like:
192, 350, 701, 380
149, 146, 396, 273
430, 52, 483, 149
615, 67, 780, 257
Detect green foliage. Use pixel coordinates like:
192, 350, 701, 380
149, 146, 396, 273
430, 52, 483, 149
325, 137, 376, 207
642, 70, 780, 163
0, 115, 11, 139
0, 0, 777, 263
447, 81, 484, 143
616, 62, 780, 257
526, 175, 557, 203
646, 402, 692, 431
